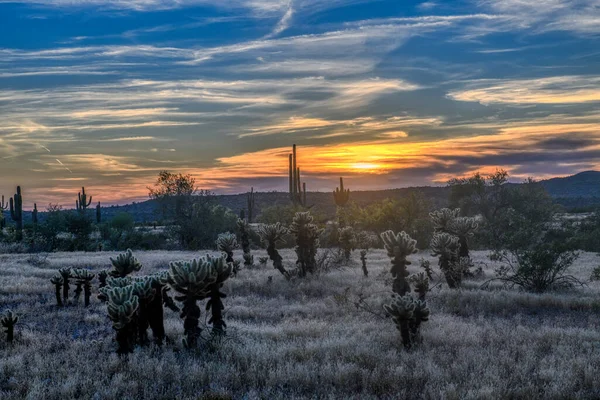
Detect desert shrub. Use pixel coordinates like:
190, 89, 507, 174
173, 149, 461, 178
110, 212, 135, 232
64, 211, 94, 251
491, 240, 581, 293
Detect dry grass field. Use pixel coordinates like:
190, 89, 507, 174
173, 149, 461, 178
1, 248, 600, 399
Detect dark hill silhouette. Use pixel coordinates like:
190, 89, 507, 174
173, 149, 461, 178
4, 171, 600, 224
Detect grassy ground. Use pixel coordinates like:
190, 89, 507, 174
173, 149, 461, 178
1, 249, 600, 399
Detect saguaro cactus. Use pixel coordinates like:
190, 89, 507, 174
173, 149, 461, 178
51, 275, 64, 306
257, 222, 289, 279
1, 310, 19, 343
167, 257, 217, 348
247, 187, 255, 223
380, 230, 418, 295
76, 186, 92, 213
96, 201, 102, 224
0, 195, 7, 229
289, 144, 308, 206
106, 286, 139, 354
9, 186, 23, 241
237, 218, 254, 267
32, 203, 38, 227
334, 177, 351, 227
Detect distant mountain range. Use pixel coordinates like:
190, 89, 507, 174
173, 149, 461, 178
5, 171, 600, 224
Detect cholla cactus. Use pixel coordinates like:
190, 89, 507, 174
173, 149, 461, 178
448, 217, 478, 258
167, 257, 218, 348
237, 218, 254, 268
109, 249, 142, 278
289, 211, 322, 277
72, 268, 95, 307
360, 250, 368, 277
106, 286, 139, 354
97, 270, 109, 302
132, 277, 157, 345
384, 294, 430, 349
380, 230, 418, 295
257, 222, 289, 279
431, 233, 461, 288
204, 254, 233, 335
430, 208, 461, 233
58, 267, 72, 304
50, 275, 64, 306
216, 232, 238, 264
410, 272, 429, 301
1, 309, 19, 343
338, 226, 356, 262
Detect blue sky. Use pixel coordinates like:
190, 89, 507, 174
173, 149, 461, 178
1, 0, 599, 206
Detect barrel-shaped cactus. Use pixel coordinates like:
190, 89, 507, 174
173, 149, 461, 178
106, 285, 139, 354
257, 222, 289, 279
380, 230, 418, 295
109, 249, 142, 278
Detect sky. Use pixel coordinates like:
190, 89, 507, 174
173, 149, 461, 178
1, 0, 600, 207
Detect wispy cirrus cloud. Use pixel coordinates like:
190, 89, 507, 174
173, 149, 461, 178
448, 75, 600, 105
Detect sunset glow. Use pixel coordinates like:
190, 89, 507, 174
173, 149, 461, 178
0, 1, 599, 206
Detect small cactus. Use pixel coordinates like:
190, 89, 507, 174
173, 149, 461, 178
167, 257, 218, 348
109, 249, 142, 278
257, 223, 289, 279
289, 211, 322, 277
50, 275, 64, 307
237, 218, 254, 268
72, 268, 95, 307
58, 267, 72, 304
1, 309, 19, 343
338, 226, 356, 261
431, 233, 462, 288
360, 249, 368, 277
216, 232, 238, 264
205, 254, 233, 336
383, 294, 430, 349
380, 230, 418, 295
106, 286, 139, 354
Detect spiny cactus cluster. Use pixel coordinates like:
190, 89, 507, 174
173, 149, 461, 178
105, 286, 139, 354
1, 309, 19, 343
72, 268, 95, 307
338, 226, 356, 262
216, 232, 238, 264
165, 254, 232, 347
109, 249, 143, 277
380, 230, 418, 296
257, 222, 289, 279
383, 294, 430, 349
289, 211, 322, 277
380, 230, 430, 349
237, 218, 254, 268
430, 208, 478, 259
430, 232, 462, 288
